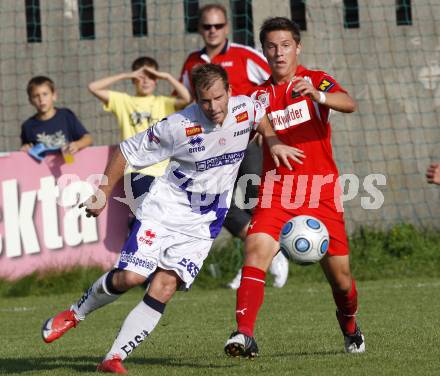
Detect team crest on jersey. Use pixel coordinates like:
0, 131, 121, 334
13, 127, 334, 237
188, 135, 205, 153
185, 125, 203, 137
256, 92, 269, 108
318, 78, 335, 92
235, 111, 248, 123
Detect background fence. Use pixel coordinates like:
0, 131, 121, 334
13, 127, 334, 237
0, 0, 439, 232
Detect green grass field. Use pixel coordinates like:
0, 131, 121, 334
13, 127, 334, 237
1, 278, 439, 376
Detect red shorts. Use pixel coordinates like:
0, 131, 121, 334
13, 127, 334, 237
247, 199, 349, 256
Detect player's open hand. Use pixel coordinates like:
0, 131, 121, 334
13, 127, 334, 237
292, 76, 320, 102
426, 163, 440, 185
79, 193, 107, 218
267, 137, 305, 170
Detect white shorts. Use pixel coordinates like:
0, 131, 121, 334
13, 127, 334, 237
115, 219, 213, 289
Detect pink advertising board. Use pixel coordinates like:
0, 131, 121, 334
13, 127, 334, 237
0, 146, 130, 280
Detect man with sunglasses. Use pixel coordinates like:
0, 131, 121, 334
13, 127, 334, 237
179, 3, 290, 289
179, 4, 270, 97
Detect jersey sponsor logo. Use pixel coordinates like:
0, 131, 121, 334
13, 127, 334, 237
138, 229, 156, 246
235, 111, 249, 123
195, 150, 246, 171
119, 253, 157, 271
186, 125, 203, 137
146, 127, 160, 144
269, 100, 311, 130
188, 136, 205, 153
232, 102, 246, 113
318, 78, 335, 92
221, 61, 233, 67
178, 257, 200, 278
234, 127, 250, 137
188, 135, 204, 146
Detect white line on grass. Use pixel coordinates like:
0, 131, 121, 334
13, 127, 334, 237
0, 306, 36, 312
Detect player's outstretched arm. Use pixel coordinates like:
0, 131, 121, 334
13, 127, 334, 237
79, 147, 126, 217
256, 115, 305, 170
292, 76, 357, 113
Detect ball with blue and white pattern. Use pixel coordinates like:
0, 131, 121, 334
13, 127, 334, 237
279, 215, 329, 265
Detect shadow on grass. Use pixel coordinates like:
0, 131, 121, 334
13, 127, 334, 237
0, 355, 236, 374
270, 350, 341, 357
0, 356, 100, 374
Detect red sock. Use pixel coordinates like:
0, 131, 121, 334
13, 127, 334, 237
333, 279, 358, 335
236, 266, 266, 337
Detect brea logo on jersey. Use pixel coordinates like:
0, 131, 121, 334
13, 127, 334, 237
235, 111, 248, 123
185, 125, 203, 137
269, 100, 311, 131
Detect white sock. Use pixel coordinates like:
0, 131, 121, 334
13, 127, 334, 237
105, 295, 165, 361
71, 271, 122, 320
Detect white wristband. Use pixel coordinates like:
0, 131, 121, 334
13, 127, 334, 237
318, 91, 326, 104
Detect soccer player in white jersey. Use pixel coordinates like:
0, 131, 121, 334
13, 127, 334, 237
41, 64, 305, 374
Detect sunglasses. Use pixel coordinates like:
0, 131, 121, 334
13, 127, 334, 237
201, 23, 226, 31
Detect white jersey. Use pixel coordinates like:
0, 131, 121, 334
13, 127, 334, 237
120, 95, 265, 240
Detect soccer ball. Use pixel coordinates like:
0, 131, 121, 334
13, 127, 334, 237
279, 215, 329, 265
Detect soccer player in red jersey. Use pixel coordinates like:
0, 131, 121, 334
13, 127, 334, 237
224, 17, 365, 358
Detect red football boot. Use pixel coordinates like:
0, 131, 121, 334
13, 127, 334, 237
42, 310, 79, 343
97, 356, 128, 374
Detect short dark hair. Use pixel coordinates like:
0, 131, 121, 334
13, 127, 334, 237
191, 64, 229, 97
131, 56, 159, 71
27, 76, 55, 98
198, 4, 227, 25
259, 17, 301, 46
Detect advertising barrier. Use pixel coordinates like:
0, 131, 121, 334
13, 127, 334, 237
0, 146, 129, 280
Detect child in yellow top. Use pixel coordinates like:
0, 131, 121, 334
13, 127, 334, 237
88, 56, 191, 198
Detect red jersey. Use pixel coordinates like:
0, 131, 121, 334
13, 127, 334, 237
179, 40, 271, 96
251, 65, 347, 205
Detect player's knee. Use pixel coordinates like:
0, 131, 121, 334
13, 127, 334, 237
244, 237, 273, 269
115, 271, 146, 291
148, 271, 179, 302
331, 273, 352, 295
158, 283, 176, 301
